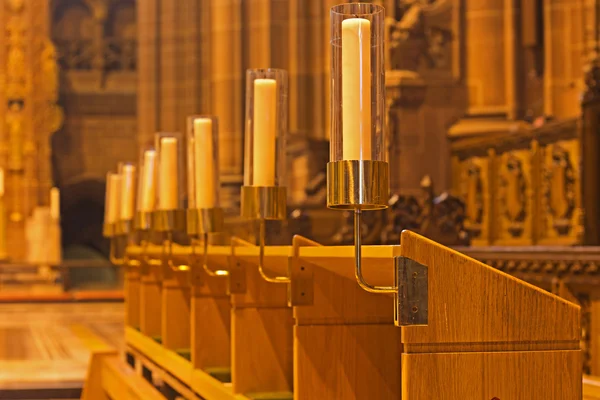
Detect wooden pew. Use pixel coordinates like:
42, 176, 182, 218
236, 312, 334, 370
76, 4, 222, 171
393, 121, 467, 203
121, 231, 581, 399
292, 231, 581, 399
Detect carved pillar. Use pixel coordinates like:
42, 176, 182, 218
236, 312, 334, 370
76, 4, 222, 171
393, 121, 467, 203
543, 0, 586, 118
0, 0, 61, 261
581, 0, 600, 245
84, 0, 107, 73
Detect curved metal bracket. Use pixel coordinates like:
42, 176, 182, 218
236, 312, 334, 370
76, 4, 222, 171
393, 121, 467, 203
162, 231, 190, 271
354, 209, 397, 293
257, 219, 290, 284
191, 234, 228, 277
109, 237, 125, 266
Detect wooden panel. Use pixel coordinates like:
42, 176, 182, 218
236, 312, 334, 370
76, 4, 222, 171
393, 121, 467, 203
161, 284, 191, 351
231, 307, 293, 394
191, 291, 231, 369
294, 324, 401, 400
400, 231, 580, 348
403, 350, 581, 399
101, 355, 164, 400
140, 267, 162, 337
230, 261, 288, 308
125, 270, 141, 329
293, 262, 393, 325
584, 375, 600, 399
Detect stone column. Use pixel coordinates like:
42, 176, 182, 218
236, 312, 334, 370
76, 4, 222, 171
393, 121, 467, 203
464, 0, 521, 118
543, 0, 586, 118
211, 0, 243, 209
136, 0, 159, 146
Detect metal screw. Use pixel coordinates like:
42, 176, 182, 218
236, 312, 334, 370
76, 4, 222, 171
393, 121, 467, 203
300, 266, 305, 271
412, 272, 418, 278
412, 306, 418, 313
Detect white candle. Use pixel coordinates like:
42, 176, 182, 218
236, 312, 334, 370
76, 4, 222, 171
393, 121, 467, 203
342, 17, 372, 160
120, 164, 136, 220
253, 79, 277, 186
194, 118, 217, 208
105, 173, 122, 224
139, 150, 157, 212
159, 137, 179, 210
50, 187, 60, 220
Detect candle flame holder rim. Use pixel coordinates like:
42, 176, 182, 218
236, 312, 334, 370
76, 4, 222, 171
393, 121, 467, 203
330, 2, 385, 17
115, 219, 133, 236
327, 160, 389, 210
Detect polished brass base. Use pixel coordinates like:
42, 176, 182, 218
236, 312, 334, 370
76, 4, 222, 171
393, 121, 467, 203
187, 207, 224, 235
103, 223, 116, 238
151, 209, 187, 232
241, 186, 287, 220
115, 219, 133, 235
327, 160, 389, 210
134, 211, 153, 231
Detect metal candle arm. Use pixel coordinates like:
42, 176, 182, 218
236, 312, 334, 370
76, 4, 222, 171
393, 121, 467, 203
354, 209, 396, 293
109, 236, 125, 266
190, 234, 227, 277
163, 231, 190, 271
257, 218, 290, 283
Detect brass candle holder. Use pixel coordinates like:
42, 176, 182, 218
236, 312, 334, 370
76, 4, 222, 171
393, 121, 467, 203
135, 210, 161, 267
241, 68, 289, 283
187, 207, 226, 276
327, 160, 393, 293
329, 4, 394, 293
152, 208, 189, 271
241, 185, 288, 282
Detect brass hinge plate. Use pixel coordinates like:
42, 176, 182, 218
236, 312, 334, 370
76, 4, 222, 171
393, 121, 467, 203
395, 256, 428, 326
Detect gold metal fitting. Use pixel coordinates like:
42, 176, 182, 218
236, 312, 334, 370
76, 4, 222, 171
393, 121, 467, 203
327, 160, 389, 210
151, 209, 187, 232
134, 211, 153, 231
187, 207, 224, 235
114, 219, 133, 236
241, 186, 287, 220
103, 223, 116, 238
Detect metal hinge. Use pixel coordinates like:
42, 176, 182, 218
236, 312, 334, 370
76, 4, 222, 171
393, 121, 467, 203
394, 256, 428, 327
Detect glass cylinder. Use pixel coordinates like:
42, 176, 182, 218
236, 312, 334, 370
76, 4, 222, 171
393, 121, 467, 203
136, 144, 157, 214
186, 115, 220, 210
104, 171, 122, 226
330, 3, 385, 162
118, 162, 136, 221
243, 68, 288, 188
154, 132, 186, 210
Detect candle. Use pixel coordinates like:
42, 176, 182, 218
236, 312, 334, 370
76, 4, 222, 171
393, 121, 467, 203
120, 164, 136, 220
194, 118, 216, 208
253, 79, 277, 186
50, 187, 60, 220
158, 137, 179, 210
105, 173, 122, 224
139, 150, 157, 212
342, 17, 371, 160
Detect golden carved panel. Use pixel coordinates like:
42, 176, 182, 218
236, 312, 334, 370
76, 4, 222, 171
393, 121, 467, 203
495, 148, 534, 245
459, 153, 492, 246
539, 139, 583, 245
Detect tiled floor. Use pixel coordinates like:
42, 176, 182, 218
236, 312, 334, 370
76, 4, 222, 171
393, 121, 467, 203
0, 302, 124, 394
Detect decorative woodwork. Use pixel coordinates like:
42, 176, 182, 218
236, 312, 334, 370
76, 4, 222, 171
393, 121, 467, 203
451, 118, 582, 246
